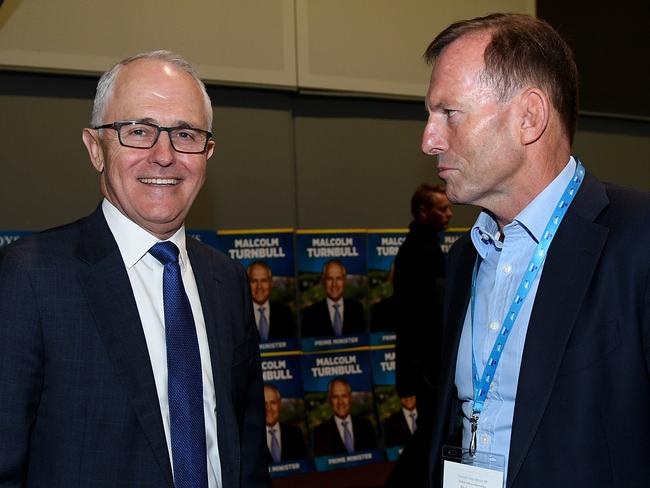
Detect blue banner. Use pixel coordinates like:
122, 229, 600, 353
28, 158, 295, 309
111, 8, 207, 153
0, 231, 33, 248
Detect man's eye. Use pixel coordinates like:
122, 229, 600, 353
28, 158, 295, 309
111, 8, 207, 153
128, 126, 152, 137
176, 130, 197, 141
443, 109, 457, 117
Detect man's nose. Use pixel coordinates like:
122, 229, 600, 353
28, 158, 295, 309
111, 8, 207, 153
151, 131, 175, 166
421, 118, 448, 155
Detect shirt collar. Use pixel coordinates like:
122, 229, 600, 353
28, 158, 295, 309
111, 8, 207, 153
470, 156, 576, 257
327, 297, 343, 308
255, 300, 270, 310
335, 415, 351, 427
102, 198, 188, 269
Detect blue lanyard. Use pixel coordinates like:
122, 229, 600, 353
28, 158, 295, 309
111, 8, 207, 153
468, 161, 585, 453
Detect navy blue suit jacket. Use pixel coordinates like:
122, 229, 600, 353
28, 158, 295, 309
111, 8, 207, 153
312, 415, 377, 457
0, 206, 270, 487
428, 173, 650, 487
301, 298, 366, 338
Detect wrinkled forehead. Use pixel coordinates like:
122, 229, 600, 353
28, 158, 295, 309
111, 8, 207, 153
108, 59, 209, 126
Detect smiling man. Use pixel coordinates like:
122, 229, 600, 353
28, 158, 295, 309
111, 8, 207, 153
312, 378, 377, 457
0, 51, 270, 488
301, 259, 366, 338
247, 261, 295, 340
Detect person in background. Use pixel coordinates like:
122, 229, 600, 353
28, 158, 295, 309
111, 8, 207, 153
312, 377, 377, 457
383, 395, 418, 447
301, 259, 366, 337
0, 50, 269, 488
263, 384, 306, 463
247, 261, 296, 340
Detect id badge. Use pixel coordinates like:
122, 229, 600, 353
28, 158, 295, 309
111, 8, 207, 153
441, 445, 505, 488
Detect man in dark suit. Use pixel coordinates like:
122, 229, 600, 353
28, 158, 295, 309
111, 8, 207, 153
383, 395, 418, 447
0, 50, 270, 487
393, 184, 452, 402
418, 13, 649, 488
263, 384, 306, 463
301, 259, 366, 337
247, 261, 296, 340
312, 378, 377, 457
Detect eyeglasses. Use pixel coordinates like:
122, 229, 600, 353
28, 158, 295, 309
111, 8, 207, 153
93, 121, 212, 154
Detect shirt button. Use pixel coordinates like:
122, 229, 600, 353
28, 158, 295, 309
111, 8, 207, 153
502, 264, 512, 274
480, 434, 490, 445
489, 320, 500, 331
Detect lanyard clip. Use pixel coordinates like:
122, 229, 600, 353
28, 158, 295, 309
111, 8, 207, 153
469, 413, 478, 457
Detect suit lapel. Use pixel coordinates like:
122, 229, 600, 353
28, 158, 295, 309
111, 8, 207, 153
186, 239, 238, 485
76, 207, 174, 486
507, 173, 610, 485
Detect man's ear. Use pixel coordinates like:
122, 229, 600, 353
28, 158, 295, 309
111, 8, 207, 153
205, 139, 216, 160
518, 88, 549, 145
82, 128, 105, 173
417, 204, 427, 221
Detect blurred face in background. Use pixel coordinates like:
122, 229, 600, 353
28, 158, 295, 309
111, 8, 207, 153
248, 263, 272, 305
323, 261, 346, 302
264, 385, 281, 427
329, 380, 351, 419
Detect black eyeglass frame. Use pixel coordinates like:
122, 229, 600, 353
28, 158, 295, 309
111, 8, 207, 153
93, 121, 213, 154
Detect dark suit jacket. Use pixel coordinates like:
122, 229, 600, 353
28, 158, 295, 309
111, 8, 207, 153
428, 173, 650, 487
312, 415, 377, 457
393, 221, 445, 401
267, 301, 296, 339
370, 295, 398, 333
383, 410, 414, 447
301, 298, 366, 337
266, 422, 306, 462
0, 206, 270, 488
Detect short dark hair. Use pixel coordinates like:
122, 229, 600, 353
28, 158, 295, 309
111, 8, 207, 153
410, 183, 446, 220
424, 13, 578, 143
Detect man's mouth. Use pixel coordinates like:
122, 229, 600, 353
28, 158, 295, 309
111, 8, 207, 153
138, 178, 179, 185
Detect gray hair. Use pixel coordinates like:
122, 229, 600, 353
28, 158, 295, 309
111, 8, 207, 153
90, 50, 213, 130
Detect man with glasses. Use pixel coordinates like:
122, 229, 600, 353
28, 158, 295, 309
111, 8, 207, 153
0, 50, 270, 487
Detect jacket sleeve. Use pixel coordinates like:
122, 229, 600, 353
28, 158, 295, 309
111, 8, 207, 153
0, 244, 43, 486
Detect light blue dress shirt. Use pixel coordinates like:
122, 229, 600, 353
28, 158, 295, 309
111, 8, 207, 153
455, 157, 577, 480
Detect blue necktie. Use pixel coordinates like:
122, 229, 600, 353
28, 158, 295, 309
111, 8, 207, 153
258, 306, 269, 341
342, 420, 354, 453
270, 427, 281, 463
149, 242, 208, 488
333, 303, 343, 336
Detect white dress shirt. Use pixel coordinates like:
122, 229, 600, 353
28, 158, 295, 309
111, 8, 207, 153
102, 199, 222, 488
266, 423, 282, 454
326, 297, 344, 324
334, 414, 354, 448
253, 300, 270, 331
402, 407, 418, 434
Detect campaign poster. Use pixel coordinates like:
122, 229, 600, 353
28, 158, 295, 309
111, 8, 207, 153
0, 231, 33, 248
296, 230, 368, 338
186, 229, 219, 250
367, 229, 407, 333
260, 339, 311, 477
216, 229, 297, 341
370, 332, 406, 461
301, 335, 382, 471
440, 227, 469, 254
